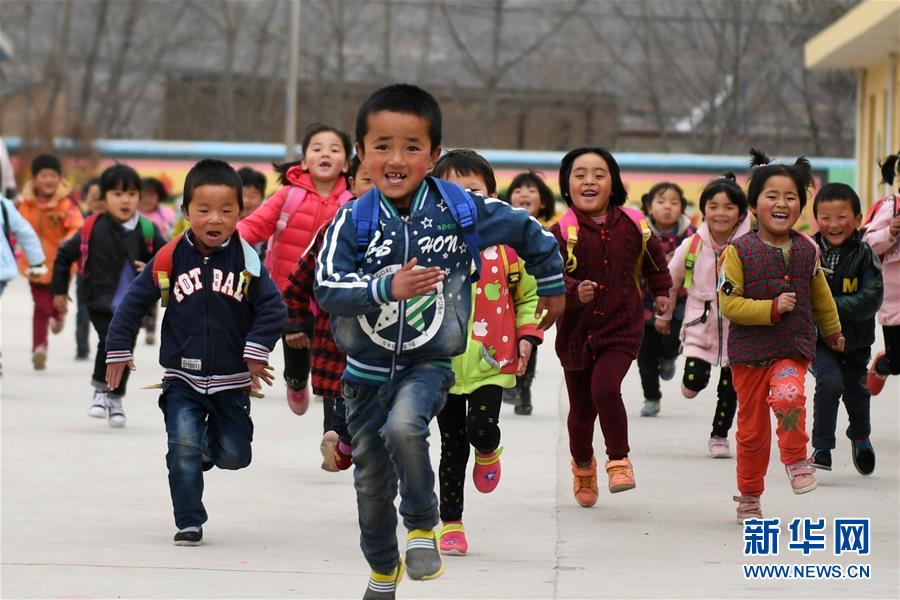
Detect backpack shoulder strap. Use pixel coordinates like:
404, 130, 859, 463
1, 201, 11, 250
78, 213, 101, 276
430, 177, 483, 283
558, 208, 579, 273
683, 233, 703, 289
275, 186, 308, 235
619, 206, 652, 247
138, 216, 156, 254
499, 244, 524, 301
351, 187, 383, 263
238, 235, 261, 299
152, 235, 183, 307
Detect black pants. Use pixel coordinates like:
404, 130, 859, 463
812, 344, 871, 449
282, 335, 310, 390
637, 319, 683, 401
75, 276, 90, 357
90, 309, 137, 397
683, 357, 737, 438
323, 396, 350, 444
437, 385, 502, 522
875, 325, 900, 376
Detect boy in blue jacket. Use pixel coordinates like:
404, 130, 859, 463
105, 159, 286, 546
314, 84, 565, 599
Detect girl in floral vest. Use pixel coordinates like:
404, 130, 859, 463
718, 150, 843, 523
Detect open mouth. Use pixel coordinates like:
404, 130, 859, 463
205, 231, 222, 241
771, 211, 790, 223
385, 172, 407, 185
581, 189, 598, 198
317, 160, 333, 170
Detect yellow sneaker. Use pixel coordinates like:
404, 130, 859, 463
363, 558, 404, 600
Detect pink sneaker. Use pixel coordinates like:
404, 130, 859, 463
472, 447, 502, 493
733, 495, 762, 523
286, 385, 309, 415
439, 521, 468, 556
708, 436, 731, 458
785, 459, 817, 494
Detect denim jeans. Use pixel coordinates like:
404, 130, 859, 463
811, 344, 871, 449
159, 379, 254, 529
343, 362, 455, 572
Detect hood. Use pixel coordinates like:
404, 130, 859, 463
284, 166, 349, 201
21, 179, 73, 208
697, 213, 752, 247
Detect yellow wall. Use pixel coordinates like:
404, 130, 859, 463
857, 57, 900, 207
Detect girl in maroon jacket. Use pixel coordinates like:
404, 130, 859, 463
551, 147, 672, 509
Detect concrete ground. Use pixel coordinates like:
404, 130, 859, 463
1, 279, 897, 599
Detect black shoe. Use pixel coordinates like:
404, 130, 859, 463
514, 386, 533, 415
502, 387, 520, 405
75, 351, 90, 361
810, 448, 832, 471
202, 454, 214, 472
174, 526, 203, 546
851, 439, 875, 476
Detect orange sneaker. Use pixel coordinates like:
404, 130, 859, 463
571, 457, 598, 507
605, 457, 636, 493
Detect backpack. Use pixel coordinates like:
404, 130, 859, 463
498, 245, 525, 302
263, 186, 306, 272
862, 193, 899, 260
351, 176, 484, 282
152, 234, 261, 307
78, 213, 156, 277
683, 233, 703, 289
1, 201, 12, 252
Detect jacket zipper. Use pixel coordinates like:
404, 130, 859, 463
715, 249, 724, 366
203, 256, 211, 380
394, 217, 411, 376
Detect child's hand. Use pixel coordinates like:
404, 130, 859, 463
285, 332, 310, 349
390, 258, 444, 301
890, 216, 900, 236
654, 296, 670, 316
536, 294, 565, 329
134, 260, 146, 273
247, 360, 275, 388
775, 292, 797, 314
654, 318, 671, 335
26, 263, 48, 278
106, 360, 136, 391
577, 280, 597, 304
827, 334, 846, 353
516, 339, 534, 376
52, 294, 69, 316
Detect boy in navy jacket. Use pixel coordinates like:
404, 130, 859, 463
315, 84, 564, 599
105, 159, 286, 546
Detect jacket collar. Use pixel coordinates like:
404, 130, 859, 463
814, 228, 861, 251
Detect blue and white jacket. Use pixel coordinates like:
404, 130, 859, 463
1, 196, 45, 283
106, 231, 287, 394
314, 179, 564, 385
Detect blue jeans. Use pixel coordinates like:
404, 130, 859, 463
811, 344, 871, 449
343, 362, 455, 572
159, 379, 254, 529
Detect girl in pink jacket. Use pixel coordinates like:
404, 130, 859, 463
237, 124, 353, 414
657, 173, 750, 458
863, 152, 900, 395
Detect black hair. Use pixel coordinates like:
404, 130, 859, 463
348, 155, 362, 180
272, 123, 351, 185
879, 150, 900, 186
355, 83, 442, 151
505, 170, 556, 221
746, 148, 814, 210
558, 147, 627, 207
141, 177, 169, 202
813, 182, 862, 218
431, 149, 497, 196
99, 163, 142, 197
641, 181, 688, 216
183, 159, 243, 210
699, 172, 748, 217
237, 166, 267, 197
81, 176, 100, 199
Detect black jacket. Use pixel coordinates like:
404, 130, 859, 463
815, 230, 883, 353
51, 214, 167, 313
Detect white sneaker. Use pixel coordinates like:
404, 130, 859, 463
88, 391, 109, 419
107, 396, 126, 428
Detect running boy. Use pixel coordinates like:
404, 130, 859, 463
105, 159, 286, 545
314, 84, 564, 599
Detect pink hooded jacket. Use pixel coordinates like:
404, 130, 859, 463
658, 215, 751, 366
862, 195, 899, 325
237, 167, 352, 293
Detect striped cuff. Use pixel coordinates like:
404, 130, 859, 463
534, 272, 565, 296
243, 341, 270, 363
367, 274, 395, 305
105, 350, 133, 364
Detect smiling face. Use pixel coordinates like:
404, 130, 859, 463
649, 187, 683, 230
816, 199, 860, 247
753, 175, 801, 243
569, 153, 612, 216
703, 191, 741, 241
104, 187, 140, 223
301, 131, 348, 184
34, 169, 62, 199
510, 184, 541, 217
184, 184, 240, 253
357, 110, 440, 208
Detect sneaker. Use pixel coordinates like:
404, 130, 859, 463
404, 529, 443, 580
502, 387, 520, 405
866, 352, 887, 396
659, 358, 676, 381
49, 316, 64, 334
439, 521, 468, 556
363, 559, 404, 600
107, 396, 126, 428
851, 439, 875, 476
145, 331, 156, 346
733, 495, 762, 523
708, 436, 731, 459
335, 441, 353, 471
514, 388, 533, 415
88, 390, 109, 419
320, 430, 340, 472
472, 447, 502, 493
173, 526, 203, 546
785, 459, 817, 494
32, 346, 47, 370
286, 385, 309, 415
640, 399, 660, 417
75, 351, 90, 361
571, 457, 598, 507
810, 448, 832, 471
605, 457, 636, 493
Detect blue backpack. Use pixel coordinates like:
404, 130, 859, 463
351, 176, 484, 282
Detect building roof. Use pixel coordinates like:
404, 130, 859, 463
805, 0, 900, 70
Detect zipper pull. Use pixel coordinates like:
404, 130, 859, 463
203, 257, 209, 265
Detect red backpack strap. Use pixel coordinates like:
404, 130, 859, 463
152, 235, 182, 307
78, 214, 101, 276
